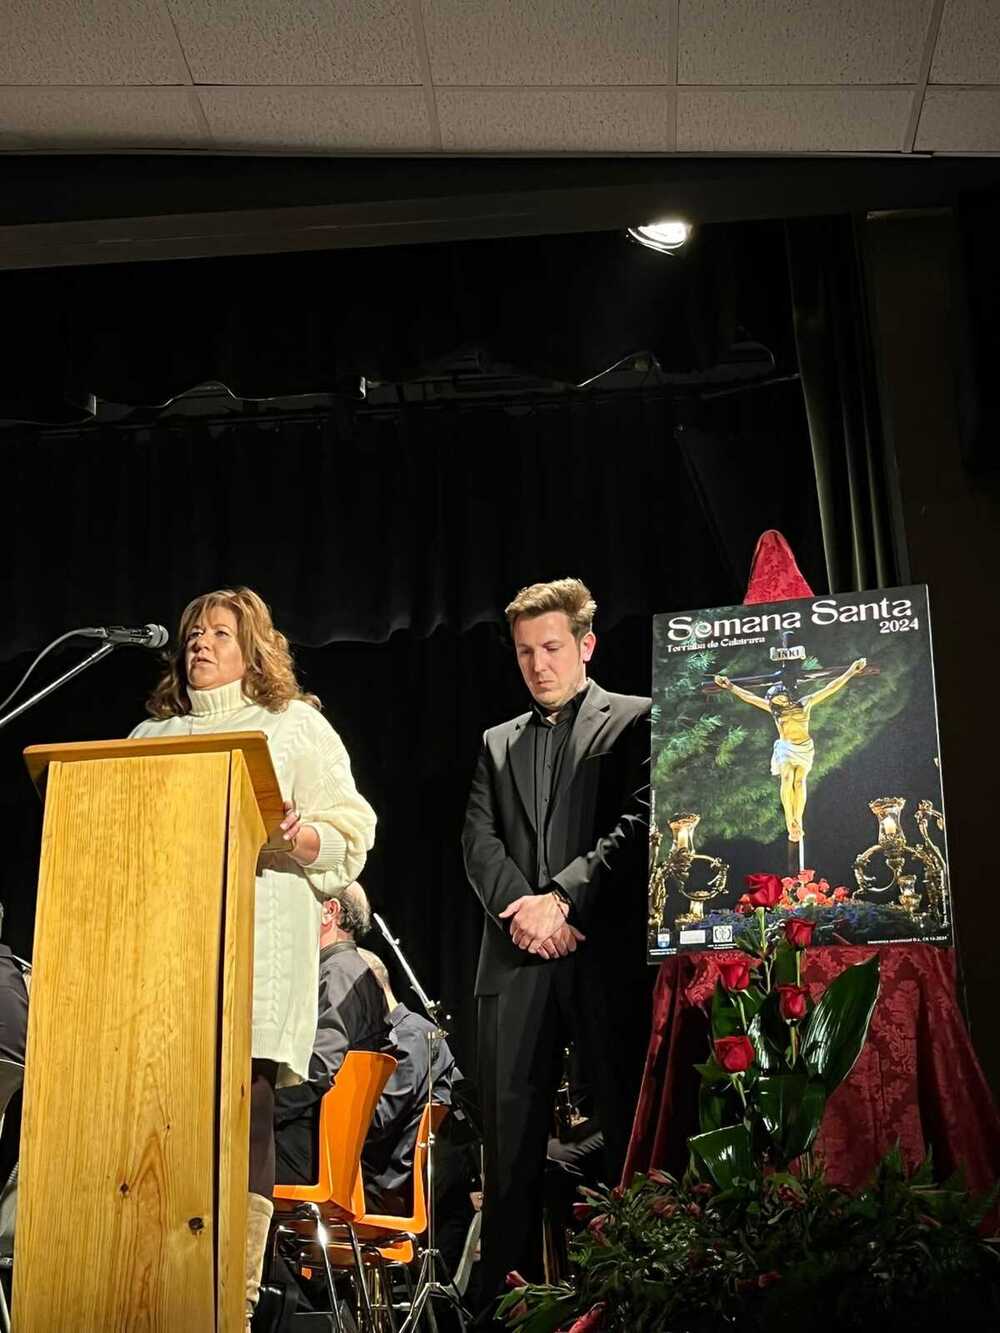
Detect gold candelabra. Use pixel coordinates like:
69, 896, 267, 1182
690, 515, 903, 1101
853, 796, 948, 923
648, 812, 729, 929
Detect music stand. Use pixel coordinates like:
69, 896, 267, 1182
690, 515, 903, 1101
372, 914, 469, 1333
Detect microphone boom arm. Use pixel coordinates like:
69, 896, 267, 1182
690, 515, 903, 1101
0, 641, 116, 733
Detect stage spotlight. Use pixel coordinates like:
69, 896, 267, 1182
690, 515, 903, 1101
627, 220, 693, 254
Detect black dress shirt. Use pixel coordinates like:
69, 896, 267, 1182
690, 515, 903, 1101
531, 682, 590, 886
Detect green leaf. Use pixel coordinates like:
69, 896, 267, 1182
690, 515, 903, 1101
783, 1079, 828, 1160
734, 933, 762, 957
752, 1071, 827, 1163
694, 1058, 726, 1084
772, 939, 799, 986
711, 982, 746, 1039
689, 1123, 754, 1190
749, 999, 788, 1074
801, 954, 880, 1092
738, 986, 768, 1024
755, 1073, 806, 1142
499, 1293, 580, 1333
699, 1081, 737, 1134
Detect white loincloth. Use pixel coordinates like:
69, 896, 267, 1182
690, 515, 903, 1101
771, 737, 815, 777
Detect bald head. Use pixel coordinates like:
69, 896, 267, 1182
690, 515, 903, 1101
357, 947, 397, 1010
320, 881, 372, 946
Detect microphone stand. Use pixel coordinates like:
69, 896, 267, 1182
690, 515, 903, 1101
372, 913, 469, 1332
0, 642, 116, 732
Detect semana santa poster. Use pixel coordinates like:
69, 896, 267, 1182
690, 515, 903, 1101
647, 585, 952, 960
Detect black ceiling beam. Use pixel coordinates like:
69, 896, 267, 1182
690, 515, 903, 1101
1, 154, 998, 271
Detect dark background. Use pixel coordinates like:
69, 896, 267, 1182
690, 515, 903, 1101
0, 339, 822, 1071
1, 158, 998, 1092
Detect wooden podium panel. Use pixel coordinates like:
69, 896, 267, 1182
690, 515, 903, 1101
14, 746, 266, 1333
24, 731, 285, 843
216, 756, 260, 1333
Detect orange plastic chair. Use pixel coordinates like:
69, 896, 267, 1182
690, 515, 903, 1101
320, 1100, 450, 1319
272, 1050, 396, 1331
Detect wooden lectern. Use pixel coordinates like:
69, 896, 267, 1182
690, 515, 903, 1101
15, 733, 284, 1332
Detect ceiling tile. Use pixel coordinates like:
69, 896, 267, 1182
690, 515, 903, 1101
930, 1, 1000, 84
197, 86, 432, 150
915, 88, 1000, 151
437, 88, 671, 150
423, 1, 674, 85
0, 87, 207, 149
0, 0, 189, 84
165, 0, 420, 84
678, 0, 932, 85
677, 86, 912, 151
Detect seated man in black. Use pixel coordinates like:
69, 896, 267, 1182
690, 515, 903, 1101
357, 949, 458, 1215
0, 914, 30, 1253
0, 934, 27, 1067
274, 883, 390, 1185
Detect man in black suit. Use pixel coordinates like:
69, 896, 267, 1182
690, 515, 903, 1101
462, 577, 651, 1317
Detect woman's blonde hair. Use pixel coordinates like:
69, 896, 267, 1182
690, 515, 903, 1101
145, 586, 320, 718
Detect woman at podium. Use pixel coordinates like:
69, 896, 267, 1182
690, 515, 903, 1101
130, 585, 377, 1328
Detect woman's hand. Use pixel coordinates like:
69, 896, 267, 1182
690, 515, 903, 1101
280, 800, 319, 866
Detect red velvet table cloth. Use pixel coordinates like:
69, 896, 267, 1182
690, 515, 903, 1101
624, 944, 1000, 1193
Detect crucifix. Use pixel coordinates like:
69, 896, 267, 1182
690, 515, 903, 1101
703, 630, 878, 872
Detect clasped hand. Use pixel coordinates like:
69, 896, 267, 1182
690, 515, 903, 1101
499, 892, 585, 960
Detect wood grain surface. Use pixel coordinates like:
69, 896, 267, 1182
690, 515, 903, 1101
216, 752, 261, 1333
13, 749, 262, 1332
24, 732, 285, 843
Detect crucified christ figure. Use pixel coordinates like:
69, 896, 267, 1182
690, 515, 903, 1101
713, 658, 867, 843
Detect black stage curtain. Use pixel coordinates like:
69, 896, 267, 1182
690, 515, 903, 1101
0, 221, 795, 423
786, 216, 907, 593
0, 384, 823, 1067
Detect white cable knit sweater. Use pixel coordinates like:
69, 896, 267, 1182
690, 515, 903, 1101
130, 679, 376, 1081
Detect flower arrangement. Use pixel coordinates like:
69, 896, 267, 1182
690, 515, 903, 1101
500, 1154, 999, 1332
734, 868, 849, 914
500, 872, 1000, 1332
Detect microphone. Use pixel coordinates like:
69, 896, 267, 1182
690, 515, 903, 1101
78, 624, 169, 649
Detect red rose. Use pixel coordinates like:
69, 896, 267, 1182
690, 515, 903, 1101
776, 983, 808, 1021
648, 1168, 672, 1186
567, 1304, 606, 1333
691, 1182, 715, 1197
505, 1270, 528, 1290
784, 917, 816, 949
572, 1202, 593, 1222
745, 873, 783, 908
714, 1035, 755, 1073
587, 1215, 608, 1245
717, 958, 753, 991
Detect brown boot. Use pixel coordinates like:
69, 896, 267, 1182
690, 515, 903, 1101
245, 1192, 275, 1330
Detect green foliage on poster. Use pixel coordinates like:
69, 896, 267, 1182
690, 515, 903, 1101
651, 617, 922, 845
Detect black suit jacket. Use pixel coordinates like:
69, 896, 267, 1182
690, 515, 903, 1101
462, 682, 651, 995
